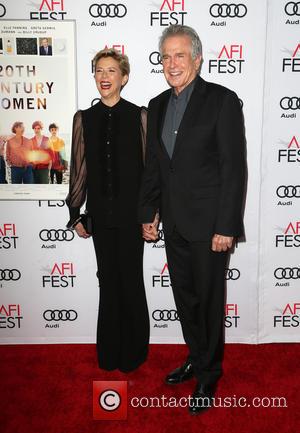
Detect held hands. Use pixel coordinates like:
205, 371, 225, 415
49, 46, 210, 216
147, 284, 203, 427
212, 234, 234, 252
142, 213, 159, 241
74, 222, 91, 239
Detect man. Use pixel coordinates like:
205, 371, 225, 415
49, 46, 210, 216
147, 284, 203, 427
39, 38, 52, 56
139, 25, 246, 414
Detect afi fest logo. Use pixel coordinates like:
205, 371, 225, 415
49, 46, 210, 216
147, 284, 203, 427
225, 303, 240, 328
282, 43, 300, 72
0, 223, 18, 250
273, 303, 300, 327
208, 44, 245, 74
150, 0, 187, 26
0, 304, 23, 329
275, 221, 300, 247
38, 200, 65, 207
42, 262, 76, 287
152, 263, 171, 287
29, 0, 67, 20
277, 136, 300, 164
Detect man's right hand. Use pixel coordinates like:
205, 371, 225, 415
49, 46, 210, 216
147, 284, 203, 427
74, 222, 90, 239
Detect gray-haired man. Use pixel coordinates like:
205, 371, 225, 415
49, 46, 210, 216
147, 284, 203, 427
139, 25, 246, 414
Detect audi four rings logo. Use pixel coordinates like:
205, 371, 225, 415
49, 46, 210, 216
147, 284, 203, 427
149, 51, 162, 66
285, 2, 300, 15
225, 268, 240, 280
209, 3, 247, 18
157, 228, 165, 241
43, 309, 78, 321
280, 97, 300, 110
276, 185, 300, 198
152, 309, 179, 321
0, 269, 21, 281
89, 3, 127, 18
274, 267, 300, 279
0, 3, 6, 17
39, 229, 74, 242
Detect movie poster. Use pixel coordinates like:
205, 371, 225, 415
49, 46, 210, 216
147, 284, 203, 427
0, 20, 76, 199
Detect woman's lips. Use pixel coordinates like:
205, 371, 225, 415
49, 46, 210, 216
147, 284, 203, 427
100, 81, 112, 89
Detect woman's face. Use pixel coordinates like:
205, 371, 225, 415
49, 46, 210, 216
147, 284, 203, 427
94, 56, 128, 102
15, 124, 24, 135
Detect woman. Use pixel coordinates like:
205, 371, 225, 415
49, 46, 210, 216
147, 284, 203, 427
66, 48, 149, 372
31, 120, 52, 184
48, 123, 67, 184
6, 122, 34, 184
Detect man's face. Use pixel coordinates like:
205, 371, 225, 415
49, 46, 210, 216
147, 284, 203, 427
50, 127, 58, 136
42, 39, 48, 48
161, 35, 201, 95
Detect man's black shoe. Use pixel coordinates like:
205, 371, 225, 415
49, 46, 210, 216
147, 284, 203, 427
165, 361, 194, 385
188, 382, 216, 415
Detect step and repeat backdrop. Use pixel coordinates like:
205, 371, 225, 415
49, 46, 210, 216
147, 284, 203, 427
0, 0, 299, 344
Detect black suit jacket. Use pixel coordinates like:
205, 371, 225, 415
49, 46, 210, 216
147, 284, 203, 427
138, 76, 246, 241
39, 45, 52, 55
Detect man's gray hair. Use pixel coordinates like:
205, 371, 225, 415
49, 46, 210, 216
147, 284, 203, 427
159, 25, 202, 59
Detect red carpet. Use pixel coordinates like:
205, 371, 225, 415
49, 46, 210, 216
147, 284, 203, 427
1, 343, 298, 433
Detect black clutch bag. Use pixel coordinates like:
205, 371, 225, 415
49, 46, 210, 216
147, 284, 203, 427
80, 213, 93, 234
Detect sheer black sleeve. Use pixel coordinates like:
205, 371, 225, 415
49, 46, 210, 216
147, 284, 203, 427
65, 110, 87, 227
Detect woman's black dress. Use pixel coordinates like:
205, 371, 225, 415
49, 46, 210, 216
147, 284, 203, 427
66, 98, 149, 372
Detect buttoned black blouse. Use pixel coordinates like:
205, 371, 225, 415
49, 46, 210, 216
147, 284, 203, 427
66, 98, 147, 227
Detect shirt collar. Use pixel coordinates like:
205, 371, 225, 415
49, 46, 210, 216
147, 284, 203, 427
171, 76, 197, 103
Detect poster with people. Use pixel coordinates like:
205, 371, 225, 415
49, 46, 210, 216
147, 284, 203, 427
0, 20, 76, 199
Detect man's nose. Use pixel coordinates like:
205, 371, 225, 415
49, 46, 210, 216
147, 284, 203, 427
169, 57, 177, 69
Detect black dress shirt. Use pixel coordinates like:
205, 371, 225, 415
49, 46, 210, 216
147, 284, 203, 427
162, 77, 196, 158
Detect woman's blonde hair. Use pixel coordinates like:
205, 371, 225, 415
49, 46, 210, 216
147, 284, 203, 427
92, 48, 130, 77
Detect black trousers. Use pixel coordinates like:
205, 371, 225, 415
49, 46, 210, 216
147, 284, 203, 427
92, 221, 150, 372
165, 228, 228, 385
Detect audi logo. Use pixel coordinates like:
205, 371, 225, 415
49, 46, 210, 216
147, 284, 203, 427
149, 51, 162, 66
43, 309, 78, 321
0, 269, 21, 281
285, 1, 300, 15
157, 228, 164, 241
280, 97, 300, 110
89, 3, 127, 18
152, 309, 179, 321
225, 268, 240, 280
209, 3, 247, 18
274, 267, 300, 280
0, 3, 6, 17
39, 229, 74, 242
276, 185, 300, 198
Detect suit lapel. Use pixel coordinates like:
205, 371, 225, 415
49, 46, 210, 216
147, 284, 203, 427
171, 76, 207, 160
157, 90, 171, 159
